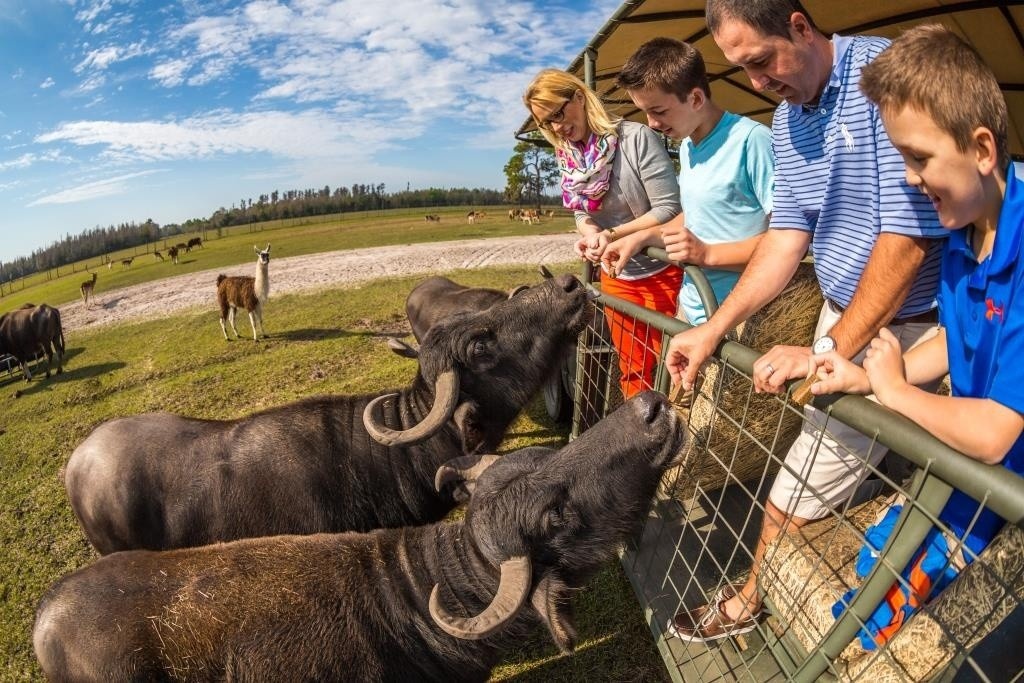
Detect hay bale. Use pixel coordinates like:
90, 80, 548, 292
670, 261, 823, 497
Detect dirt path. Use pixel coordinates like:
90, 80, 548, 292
60, 233, 579, 333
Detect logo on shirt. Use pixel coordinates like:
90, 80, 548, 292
840, 123, 855, 151
986, 298, 1005, 323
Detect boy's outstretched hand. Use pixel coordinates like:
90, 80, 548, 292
808, 351, 870, 396
862, 327, 910, 405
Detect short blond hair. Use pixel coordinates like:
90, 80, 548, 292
522, 69, 620, 152
861, 24, 1009, 168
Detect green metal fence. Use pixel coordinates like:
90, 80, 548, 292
571, 255, 1024, 682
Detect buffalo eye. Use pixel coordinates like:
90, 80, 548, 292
466, 333, 495, 365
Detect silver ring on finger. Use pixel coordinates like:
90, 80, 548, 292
765, 363, 775, 375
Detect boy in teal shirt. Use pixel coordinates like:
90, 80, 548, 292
605, 37, 774, 325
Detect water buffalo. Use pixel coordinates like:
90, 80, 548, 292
0, 303, 65, 381
34, 391, 684, 682
388, 273, 546, 360
64, 273, 591, 554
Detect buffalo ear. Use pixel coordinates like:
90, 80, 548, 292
530, 575, 577, 654
453, 402, 486, 454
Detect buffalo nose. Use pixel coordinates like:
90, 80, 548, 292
555, 273, 580, 292
635, 391, 667, 424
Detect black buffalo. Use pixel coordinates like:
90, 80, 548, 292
64, 273, 591, 554
34, 391, 684, 682
0, 303, 65, 381
388, 275, 534, 359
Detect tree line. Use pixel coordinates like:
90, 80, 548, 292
0, 184, 524, 284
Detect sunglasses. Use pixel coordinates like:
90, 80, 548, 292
537, 92, 576, 130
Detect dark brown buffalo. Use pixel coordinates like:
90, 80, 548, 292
0, 304, 65, 382
64, 274, 591, 554
34, 391, 684, 682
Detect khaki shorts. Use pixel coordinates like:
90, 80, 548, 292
769, 301, 941, 521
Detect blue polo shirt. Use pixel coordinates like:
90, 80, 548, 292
770, 35, 946, 316
939, 165, 1024, 557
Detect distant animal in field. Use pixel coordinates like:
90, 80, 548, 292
216, 244, 271, 341
153, 250, 164, 261
467, 211, 486, 224
120, 257, 133, 269
34, 391, 684, 682
167, 246, 179, 264
424, 214, 441, 222
0, 304, 65, 382
63, 274, 591, 554
187, 237, 203, 250
79, 272, 97, 307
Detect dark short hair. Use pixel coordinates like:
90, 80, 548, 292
616, 37, 710, 101
861, 24, 1009, 168
706, 0, 819, 40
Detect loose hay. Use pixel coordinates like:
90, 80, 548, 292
667, 261, 823, 498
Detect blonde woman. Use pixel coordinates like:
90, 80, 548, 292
524, 68, 682, 398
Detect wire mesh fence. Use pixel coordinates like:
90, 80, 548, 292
571, 261, 1024, 682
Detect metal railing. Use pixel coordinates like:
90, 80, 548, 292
571, 253, 1024, 682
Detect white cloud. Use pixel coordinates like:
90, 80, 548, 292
35, 109, 398, 163
40, 77, 55, 89
149, 58, 190, 87
145, 0, 618, 146
27, 170, 162, 207
0, 149, 68, 172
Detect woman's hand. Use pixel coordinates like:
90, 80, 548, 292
575, 231, 611, 264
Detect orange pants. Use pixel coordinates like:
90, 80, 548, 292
600, 266, 683, 399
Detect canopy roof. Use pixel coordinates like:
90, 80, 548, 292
517, 0, 1024, 159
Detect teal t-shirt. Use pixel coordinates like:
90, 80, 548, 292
677, 111, 774, 324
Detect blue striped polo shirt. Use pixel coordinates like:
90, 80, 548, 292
770, 35, 947, 316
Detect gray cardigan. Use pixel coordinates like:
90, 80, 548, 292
573, 120, 681, 279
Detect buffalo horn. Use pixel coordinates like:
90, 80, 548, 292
429, 556, 531, 639
433, 453, 502, 493
362, 369, 459, 446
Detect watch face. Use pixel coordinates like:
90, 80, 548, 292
813, 336, 836, 354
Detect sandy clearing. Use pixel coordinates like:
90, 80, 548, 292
59, 233, 580, 334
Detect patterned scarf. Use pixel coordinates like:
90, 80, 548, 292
557, 131, 618, 213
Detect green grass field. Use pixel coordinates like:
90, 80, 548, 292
0, 212, 667, 682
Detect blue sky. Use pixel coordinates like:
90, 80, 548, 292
0, 0, 617, 263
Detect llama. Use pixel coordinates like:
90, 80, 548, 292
80, 273, 97, 307
216, 244, 271, 341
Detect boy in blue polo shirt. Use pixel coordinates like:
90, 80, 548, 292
809, 23, 1023, 645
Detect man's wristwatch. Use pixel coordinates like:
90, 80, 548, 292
812, 335, 837, 355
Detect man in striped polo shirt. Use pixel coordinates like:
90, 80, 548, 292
664, 0, 948, 643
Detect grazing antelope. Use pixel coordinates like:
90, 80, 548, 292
167, 246, 179, 264
80, 273, 97, 306
216, 244, 271, 341
153, 251, 165, 261
120, 257, 133, 270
